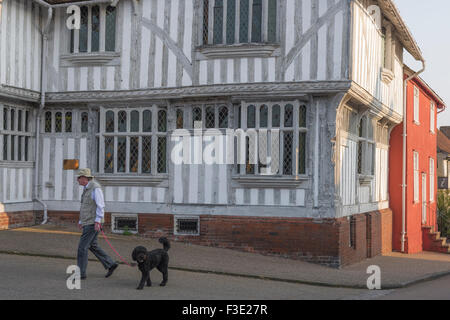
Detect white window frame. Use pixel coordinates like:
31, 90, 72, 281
237, 101, 307, 177
357, 116, 375, 177
97, 106, 168, 176
413, 86, 420, 124
430, 101, 435, 134
430, 157, 435, 203
414, 151, 419, 203
0, 105, 34, 162
70, 4, 116, 54
203, 0, 278, 45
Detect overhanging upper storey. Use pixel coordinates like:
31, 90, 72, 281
349, 0, 424, 121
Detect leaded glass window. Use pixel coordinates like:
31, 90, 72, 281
226, 0, 236, 44
238, 102, 307, 176
158, 110, 167, 132
206, 106, 215, 128
3, 108, 7, 130
204, 0, 277, 45
358, 116, 375, 176
218, 106, 229, 128
65, 112, 72, 133
10, 109, 15, 131
104, 136, 114, 173
272, 105, 280, 127
105, 6, 116, 52
251, 0, 262, 42
268, 0, 277, 42
3, 135, 8, 160
1, 105, 34, 162
81, 112, 89, 133
55, 112, 62, 133
157, 137, 167, 173
260, 105, 268, 128
98, 107, 167, 175
117, 137, 126, 173
25, 111, 30, 132
247, 105, 255, 129
118, 111, 127, 132
142, 136, 152, 173
213, 0, 224, 44
91, 6, 100, 52
193, 107, 202, 127
176, 109, 184, 129
129, 137, 139, 173
45, 112, 52, 133
79, 6, 88, 53
71, 5, 116, 53
18, 110, 22, 132
239, 0, 250, 43
143, 110, 152, 133
284, 104, 293, 128
106, 111, 114, 132
131, 111, 139, 132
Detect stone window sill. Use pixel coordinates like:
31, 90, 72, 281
60, 52, 121, 67
232, 175, 308, 189
196, 43, 281, 60
95, 174, 169, 187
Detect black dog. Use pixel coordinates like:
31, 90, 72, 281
132, 238, 170, 290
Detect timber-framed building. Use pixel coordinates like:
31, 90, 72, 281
0, 0, 424, 266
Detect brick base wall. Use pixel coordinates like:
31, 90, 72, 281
44, 209, 393, 268
0, 211, 40, 230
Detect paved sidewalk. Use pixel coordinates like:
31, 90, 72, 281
1, 224, 450, 289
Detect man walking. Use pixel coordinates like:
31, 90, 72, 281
76, 168, 118, 280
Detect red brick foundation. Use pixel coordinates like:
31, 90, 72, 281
44, 209, 393, 268
0, 211, 41, 230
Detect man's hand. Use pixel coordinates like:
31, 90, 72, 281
95, 222, 102, 232
78, 223, 82, 230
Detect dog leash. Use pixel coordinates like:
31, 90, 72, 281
100, 228, 135, 267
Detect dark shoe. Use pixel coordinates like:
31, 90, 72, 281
105, 263, 118, 278
81, 275, 87, 280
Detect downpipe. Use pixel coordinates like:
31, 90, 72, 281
401, 59, 426, 253
33, 6, 53, 225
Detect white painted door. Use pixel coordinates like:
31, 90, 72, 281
422, 173, 427, 224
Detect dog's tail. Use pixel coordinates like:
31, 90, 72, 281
159, 237, 170, 251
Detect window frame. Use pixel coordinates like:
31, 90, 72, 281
413, 86, 420, 125
42, 110, 74, 134
236, 101, 308, 178
97, 106, 168, 176
357, 116, 375, 177
202, 0, 279, 46
0, 105, 34, 162
70, 4, 117, 54
414, 151, 419, 203
430, 157, 435, 203
430, 101, 436, 134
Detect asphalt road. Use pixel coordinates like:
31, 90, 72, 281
0, 253, 376, 300
1, 253, 450, 301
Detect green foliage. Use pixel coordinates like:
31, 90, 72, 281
122, 225, 132, 236
437, 190, 450, 237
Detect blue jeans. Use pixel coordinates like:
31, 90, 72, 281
77, 224, 115, 277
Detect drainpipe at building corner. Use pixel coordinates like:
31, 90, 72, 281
34, 5, 53, 225
401, 59, 426, 253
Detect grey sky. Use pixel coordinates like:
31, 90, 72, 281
395, 0, 450, 128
